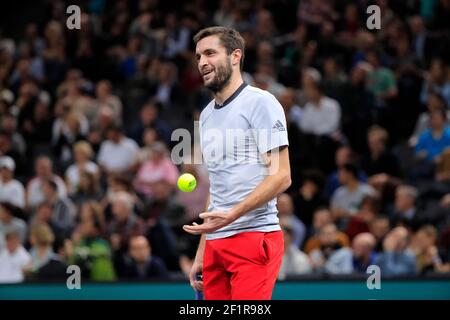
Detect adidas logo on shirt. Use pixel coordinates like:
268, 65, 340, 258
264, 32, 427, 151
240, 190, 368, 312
272, 120, 286, 132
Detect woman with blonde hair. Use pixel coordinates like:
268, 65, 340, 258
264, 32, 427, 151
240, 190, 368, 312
65, 140, 99, 194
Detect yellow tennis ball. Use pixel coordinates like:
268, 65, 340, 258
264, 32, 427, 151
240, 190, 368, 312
177, 173, 197, 192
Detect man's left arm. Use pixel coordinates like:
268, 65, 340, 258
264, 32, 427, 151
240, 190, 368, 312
183, 146, 291, 235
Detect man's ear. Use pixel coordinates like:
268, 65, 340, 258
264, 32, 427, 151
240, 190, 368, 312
232, 49, 242, 67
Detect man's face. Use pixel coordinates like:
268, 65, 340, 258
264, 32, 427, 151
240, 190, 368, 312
319, 225, 338, 247
37, 205, 53, 222
6, 235, 20, 253
107, 130, 120, 143
36, 159, 52, 177
196, 35, 233, 93
129, 237, 151, 263
370, 219, 390, 239
112, 200, 131, 222
395, 189, 413, 212
338, 168, 350, 185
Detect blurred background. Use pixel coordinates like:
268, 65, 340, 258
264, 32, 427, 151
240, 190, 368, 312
0, 0, 450, 298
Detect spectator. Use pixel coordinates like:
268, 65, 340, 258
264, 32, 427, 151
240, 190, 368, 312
293, 170, 327, 229
97, 124, 139, 176
309, 223, 349, 272
390, 184, 424, 230
65, 141, 99, 195
107, 191, 146, 253
415, 108, 450, 163
376, 226, 417, 277
70, 171, 103, 209
304, 210, 350, 254
26, 155, 67, 209
324, 146, 367, 198
0, 113, 26, 156
52, 110, 88, 168
41, 179, 76, 231
361, 125, 401, 177
278, 223, 312, 280
299, 69, 341, 136
95, 80, 122, 121
28, 222, 67, 279
408, 15, 434, 64
369, 215, 391, 253
346, 195, 381, 241
307, 207, 333, 239
136, 127, 158, 164
19, 92, 53, 158
134, 142, 179, 199
277, 87, 303, 131
408, 225, 450, 274
325, 232, 377, 275
0, 156, 25, 208
365, 48, 398, 108
420, 58, 450, 107
128, 101, 171, 146
117, 235, 168, 279
145, 178, 186, 232
0, 230, 31, 283
330, 163, 376, 226
69, 216, 116, 281
409, 91, 449, 147
0, 202, 27, 248
278, 193, 307, 248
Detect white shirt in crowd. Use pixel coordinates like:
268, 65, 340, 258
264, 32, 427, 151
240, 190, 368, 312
0, 246, 31, 283
299, 96, 341, 135
278, 245, 312, 280
27, 176, 67, 208
0, 179, 25, 209
97, 137, 139, 172
65, 161, 99, 192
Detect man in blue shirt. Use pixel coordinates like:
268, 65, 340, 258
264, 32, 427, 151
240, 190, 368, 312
415, 108, 450, 162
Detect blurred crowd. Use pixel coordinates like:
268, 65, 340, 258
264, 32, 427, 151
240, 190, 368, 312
1, 0, 450, 283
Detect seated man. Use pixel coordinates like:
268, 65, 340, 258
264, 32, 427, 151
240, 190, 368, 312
330, 163, 376, 229
376, 227, 417, 277
325, 232, 377, 274
415, 109, 450, 163
308, 223, 350, 273
118, 235, 168, 279
0, 230, 31, 283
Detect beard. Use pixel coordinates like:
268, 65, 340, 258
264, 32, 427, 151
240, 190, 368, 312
203, 58, 233, 93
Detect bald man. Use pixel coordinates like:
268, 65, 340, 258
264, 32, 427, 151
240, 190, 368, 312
324, 232, 377, 274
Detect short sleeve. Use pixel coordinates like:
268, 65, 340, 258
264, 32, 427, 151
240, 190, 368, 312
248, 94, 289, 154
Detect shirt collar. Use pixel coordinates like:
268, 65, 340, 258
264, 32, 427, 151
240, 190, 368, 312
214, 82, 248, 109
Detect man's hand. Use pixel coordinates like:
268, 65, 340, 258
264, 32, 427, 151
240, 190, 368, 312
183, 210, 237, 235
189, 259, 204, 292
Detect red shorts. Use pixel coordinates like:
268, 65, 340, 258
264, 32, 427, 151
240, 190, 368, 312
203, 230, 284, 300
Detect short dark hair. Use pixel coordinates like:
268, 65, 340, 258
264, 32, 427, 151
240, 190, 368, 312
107, 123, 123, 133
193, 26, 246, 70
341, 162, 359, 178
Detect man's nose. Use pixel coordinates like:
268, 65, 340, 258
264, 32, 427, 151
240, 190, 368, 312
198, 56, 208, 69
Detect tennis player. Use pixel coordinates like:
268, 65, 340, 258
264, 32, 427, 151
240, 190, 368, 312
183, 26, 291, 300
